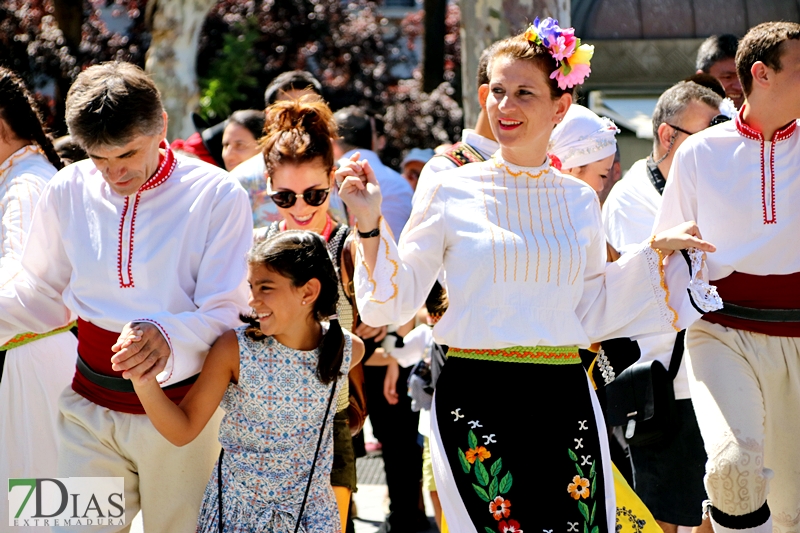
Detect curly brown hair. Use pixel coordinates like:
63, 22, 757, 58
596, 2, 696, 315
260, 96, 338, 176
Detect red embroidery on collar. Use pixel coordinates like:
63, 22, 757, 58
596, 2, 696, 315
116, 141, 178, 288
140, 140, 177, 191
735, 105, 798, 142
734, 106, 793, 225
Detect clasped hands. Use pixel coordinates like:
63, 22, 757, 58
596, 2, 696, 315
111, 322, 170, 385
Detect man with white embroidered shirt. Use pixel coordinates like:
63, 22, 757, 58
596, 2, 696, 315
0, 62, 251, 532
654, 22, 800, 533
602, 80, 724, 532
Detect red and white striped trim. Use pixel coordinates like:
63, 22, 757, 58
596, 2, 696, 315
734, 106, 797, 225
116, 141, 177, 288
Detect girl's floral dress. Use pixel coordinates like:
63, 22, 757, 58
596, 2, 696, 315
197, 326, 351, 532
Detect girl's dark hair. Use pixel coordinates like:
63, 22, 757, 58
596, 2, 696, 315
487, 32, 576, 100
227, 109, 266, 142
260, 96, 338, 176
240, 230, 344, 385
0, 68, 63, 170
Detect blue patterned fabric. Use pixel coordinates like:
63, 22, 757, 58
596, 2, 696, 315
197, 325, 351, 532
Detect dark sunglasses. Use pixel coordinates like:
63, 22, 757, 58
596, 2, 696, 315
667, 114, 731, 136
268, 186, 330, 208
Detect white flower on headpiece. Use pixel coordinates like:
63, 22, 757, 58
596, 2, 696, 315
719, 98, 737, 120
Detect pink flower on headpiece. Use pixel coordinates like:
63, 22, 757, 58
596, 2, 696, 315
551, 43, 595, 89
550, 29, 577, 62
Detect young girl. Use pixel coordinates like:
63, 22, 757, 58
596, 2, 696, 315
126, 231, 364, 532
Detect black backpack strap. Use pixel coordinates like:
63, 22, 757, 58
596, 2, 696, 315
667, 330, 686, 381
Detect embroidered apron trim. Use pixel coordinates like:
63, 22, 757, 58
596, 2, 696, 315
448, 346, 580, 364
1, 322, 76, 350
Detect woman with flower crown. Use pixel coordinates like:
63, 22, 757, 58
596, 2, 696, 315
336, 19, 721, 533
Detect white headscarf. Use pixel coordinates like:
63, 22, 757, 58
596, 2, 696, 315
548, 104, 619, 170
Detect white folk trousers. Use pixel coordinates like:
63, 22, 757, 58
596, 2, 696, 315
53, 388, 222, 533
686, 319, 800, 533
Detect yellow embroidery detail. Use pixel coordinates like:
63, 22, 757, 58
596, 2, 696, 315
536, 176, 553, 283
490, 173, 508, 283
418, 183, 442, 228
556, 175, 578, 285
366, 232, 399, 304
479, 171, 498, 283
448, 345, 580, 364
502, 170, 518, 281
543, 175, 561, 284
649, 236, 680, 330
525, 178, 540, 282
514, 175, 530, 282
2, 322, 76, 350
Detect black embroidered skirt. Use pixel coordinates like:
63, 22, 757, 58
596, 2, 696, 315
431, 347, 613, 533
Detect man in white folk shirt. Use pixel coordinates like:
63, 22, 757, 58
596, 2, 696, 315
654, 22, 800, 533
602, 80, 726, 533
0, 62, 251, 532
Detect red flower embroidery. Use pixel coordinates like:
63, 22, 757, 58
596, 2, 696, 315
489, 496, 511, 520
548, 153, 562, 170
499, 519, 523, 533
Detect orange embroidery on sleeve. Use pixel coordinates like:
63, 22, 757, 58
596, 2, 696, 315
649, 236, 680, 330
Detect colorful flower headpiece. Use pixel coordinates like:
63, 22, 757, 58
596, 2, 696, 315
524, 17, 594, 90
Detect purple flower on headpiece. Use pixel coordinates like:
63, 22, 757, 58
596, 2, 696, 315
533, 17, 562, 48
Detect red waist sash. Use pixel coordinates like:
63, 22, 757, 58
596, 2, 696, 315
72, 318, 195, 414
703, 271, 800, 336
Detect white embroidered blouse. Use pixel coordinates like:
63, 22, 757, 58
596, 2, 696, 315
355, 155, 694, 350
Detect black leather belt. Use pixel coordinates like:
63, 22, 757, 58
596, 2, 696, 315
715, 303, 800, 323
76, 355, 199, 393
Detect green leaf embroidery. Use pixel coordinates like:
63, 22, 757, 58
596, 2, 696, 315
485, 528, 495, 533
591, 501, 596, 524
468, 430, 478, 449
578, 501, 590, 522
488, 477, 499, 500
490, 458, 503, 476
591, 527, 599, 533
591, 475, 596, 497
458, 448, 471, 474
499, 471, 513, 493
575, 463, 584, 477
475, 459, 490, 486
589, 460, 596, 479
568, 448, 578, 462
584, 523, 588, 533
472, 484, 491, 502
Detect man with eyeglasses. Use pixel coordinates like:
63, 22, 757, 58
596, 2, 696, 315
601, 80, 727, 533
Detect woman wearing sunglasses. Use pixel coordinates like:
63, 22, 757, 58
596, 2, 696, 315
253, 96, 364, 533
336, 21, 722, 532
